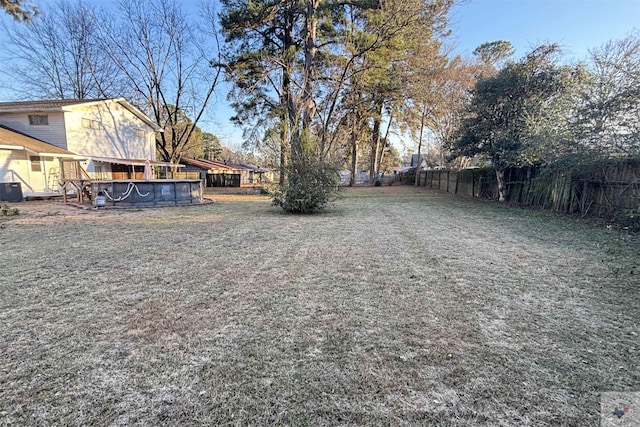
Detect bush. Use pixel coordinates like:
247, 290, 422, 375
1, 202, 19, 216
402, 168, 416, 185
614, 210, 640, 232
270, 157, 340, 214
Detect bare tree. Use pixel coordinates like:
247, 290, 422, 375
1, 0, 119, 99
576, 33, 640, 156
313, 0, 454, 184
97, 0, 222, 163
404, 53, 478, 183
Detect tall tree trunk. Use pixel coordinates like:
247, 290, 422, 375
370, 118, 380, 183
348, 104, 363, 186
495, 168, 507, 202
377, 112, 393, 177
279, 112, 289, 185
414, 104, 427, 186
290, 0, 319, 161
302, 0, 318, 133
280, 7, 295, 184
349, 119, 358, 186
370, 102, 383, 183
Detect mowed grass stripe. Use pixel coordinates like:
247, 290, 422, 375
0, 186, 638, 425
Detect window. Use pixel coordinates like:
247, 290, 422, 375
82, 118, 102, 130
135, 129, 145, 139
94, 164, 106, 180
30, 156, 42, 172
28, 115, 48, 126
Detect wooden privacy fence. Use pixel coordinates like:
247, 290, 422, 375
416, 159, 640, 217
416, 168, 497, 200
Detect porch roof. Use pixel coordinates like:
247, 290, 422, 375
0, 124, 84, 159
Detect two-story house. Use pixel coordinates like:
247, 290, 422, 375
0, 98, 165, 197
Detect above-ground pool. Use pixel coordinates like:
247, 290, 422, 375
92, 180, 203, 207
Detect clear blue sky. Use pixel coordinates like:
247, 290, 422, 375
449, 0, 640, 60
2, 0, 639, 149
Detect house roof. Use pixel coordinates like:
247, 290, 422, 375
239, 163, 271, 173
0, 98, 163, 132
181, 157, 246, 172
207, 159, 247, 170
394, 166, 413, 173
182, 158, 271, 173
0, 124, 83, 158
0, 99, 101, 110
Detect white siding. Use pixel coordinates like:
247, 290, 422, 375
80, 159, 114, 180
0, 150, 32, 189
26, 155, 61, 192
65, 101, 156, 160
0, 112, 68, 150
0, 149, 61, 193
146, 130, 156, 157
0, 149, 14, 182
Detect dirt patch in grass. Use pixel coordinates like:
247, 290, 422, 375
1, 186, 638, 425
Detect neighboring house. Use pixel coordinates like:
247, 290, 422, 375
0, 124, 84, 197
238, 163, 275, 185
0, 98, 165, 187
411, 153, 429, 169
181, 157, 246, 187
181, 158, 273, 187
392, 166, 413, 174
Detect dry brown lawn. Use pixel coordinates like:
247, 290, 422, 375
0, 186, 638, 426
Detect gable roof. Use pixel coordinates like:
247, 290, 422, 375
0, 124, 82, 158
0, 99, 100, 110
0, 98, 162, 132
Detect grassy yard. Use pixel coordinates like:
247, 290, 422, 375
0, 186, 638, 426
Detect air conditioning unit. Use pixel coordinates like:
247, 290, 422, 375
0, 182, 23, 202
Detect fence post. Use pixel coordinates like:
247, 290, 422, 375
454, 171, 459, 195
472, 172, 475, 198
